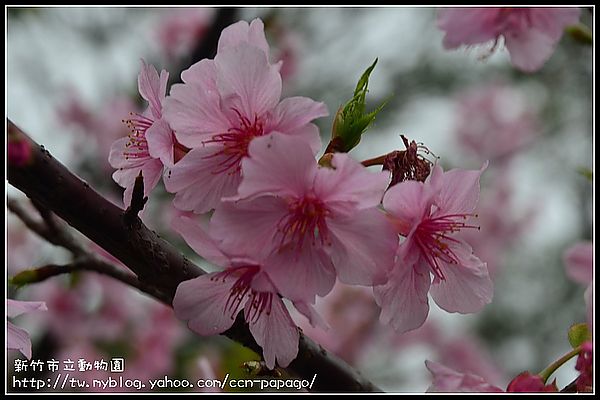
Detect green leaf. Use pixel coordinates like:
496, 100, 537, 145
568, 323, 591, 348
331, 58, 388, 153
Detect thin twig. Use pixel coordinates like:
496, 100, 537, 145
11, 258, 171, 306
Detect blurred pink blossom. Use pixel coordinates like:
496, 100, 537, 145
7, 299, 47, 359
375, 163, 493, 333
437, 8, 581, 72
425, 360, 503, 392
453, 84, 540, 163
293, 282, 380, 365
156, 8, 215, 59
564, 241, 593, 285
459, 169, 537, 279
426, 361, 557, 392
163, 18, 328, 213
563, 241, 594, 331
57, 89, 138, 171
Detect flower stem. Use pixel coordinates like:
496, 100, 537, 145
361, 154, 388, 167
538, 346, 582, 383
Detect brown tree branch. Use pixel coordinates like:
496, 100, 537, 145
7, 119, 382, 393
11, 259, 171, 306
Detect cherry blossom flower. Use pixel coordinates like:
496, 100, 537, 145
426, 361, 557, 392
453, 83, 540, 163
375, 163, 493, 333
109, 59, 177, 207
171, 213, 328, 369
437, 8, 581, 72
7, 299, 47, 359
163, 18, 328, 213
210, 132, 397, 304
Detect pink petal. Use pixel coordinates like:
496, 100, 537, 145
8, 321, 32, 359
374, 262, 431, 334
217, 18, 270, 58
247, 296, 299, 369
164, 146, 241, 214
429, 162, 487, 216
326, 208, 397, 286
173, 273, 241, 336
164, 59, 231, 148
285, 123, 323, 155
425, 360, 503, 393
430, 243, 493, 313
108, 137, 135, 169
263, 243, 336, 304
215, 44, 282, 121
138, 59, 167, 120
529, 8, 581, 43
171, 214, 228, 267
146, 118, 174, 167
237, 133, 317, 200
270, 96, 329, 135
292, 300, 330, 331
383, 180, 434, 229
436, 8, 503, 49
504, 28, 557, 72
210, 197, 288, 259
7, 299, 48, 318
563, 242, 593, 285
314, 153, 390, 210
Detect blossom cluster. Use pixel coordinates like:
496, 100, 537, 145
103, 18, 493, 369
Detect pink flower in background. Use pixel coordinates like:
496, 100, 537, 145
109, 59, 175, 207
163, 18, 328, 213
453, 84, 540, 163
426, 361, 557, 393
459, 169, 537, 279
210, 133, 397, 303
425, 360, 503, 392
7, 299, 47, 359
57, 90, 138, 171
563, 241, 594, 331
575, 341, 593, 392
437, 8, 581, 72
293, 282, 380, 365
156, 8, 215, 59
375, 163, 493, 333
564, 241, 593, 285
171, 214, 315, 369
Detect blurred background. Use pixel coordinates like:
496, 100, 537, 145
7, 7, 593, 392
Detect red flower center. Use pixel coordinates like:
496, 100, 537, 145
213, 265, 273, 323
203, 109, 266, 175
414, 213, 479, 280
277, 196, 330, 252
